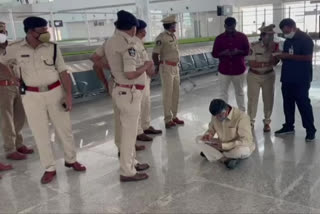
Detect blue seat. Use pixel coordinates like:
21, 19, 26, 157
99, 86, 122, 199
192, 53, 209, 71
70, 73, 87, 99
180, 55, 196, 76
204, 52, 219, 70
72, 70, 106, 97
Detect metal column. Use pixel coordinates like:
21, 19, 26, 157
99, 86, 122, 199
8, 9, 17, 40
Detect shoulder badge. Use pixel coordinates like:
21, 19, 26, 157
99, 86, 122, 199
156, 40, 162, 46
128, 48, 136, 57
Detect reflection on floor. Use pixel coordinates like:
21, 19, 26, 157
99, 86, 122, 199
2, 65, 320, 213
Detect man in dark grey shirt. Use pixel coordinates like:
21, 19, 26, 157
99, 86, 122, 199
275, 18, 316, 142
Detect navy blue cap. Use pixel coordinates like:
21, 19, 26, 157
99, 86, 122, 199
23, 16, 48, 33
114, 10, 139, 30
137, 19, 147, 31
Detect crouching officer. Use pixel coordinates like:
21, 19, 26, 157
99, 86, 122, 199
247, 23, 280, 132
152, 15, 184, 129
135, 19, 162, 142
0, 21, 33, 161
105, 10, 154, 182
1, 17, 86, 184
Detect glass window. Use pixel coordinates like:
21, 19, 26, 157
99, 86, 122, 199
241, 4, 273, 35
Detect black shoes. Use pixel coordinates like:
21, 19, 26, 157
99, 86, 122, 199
275, 126, 295, 136
225, 159, 241, 169
306, 132, 316, 142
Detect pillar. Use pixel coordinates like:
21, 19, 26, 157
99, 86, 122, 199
136, 0, 151, 41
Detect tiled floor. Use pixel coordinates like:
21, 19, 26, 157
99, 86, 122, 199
1, 65, 320, 213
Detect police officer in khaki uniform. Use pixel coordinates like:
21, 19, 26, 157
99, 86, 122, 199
91, 36, 147, 151
135, 19, 162, 142
0, 22, 14, 179
105, 11, 154, 182
247, 24, 280, 132
152, 15, 184, 129
0, 17, 86, 184
0, 22, 34, 161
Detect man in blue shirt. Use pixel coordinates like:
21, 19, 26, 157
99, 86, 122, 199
275, 18, 316, 142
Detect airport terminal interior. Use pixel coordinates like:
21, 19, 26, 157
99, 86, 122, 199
2, 0, 320, 213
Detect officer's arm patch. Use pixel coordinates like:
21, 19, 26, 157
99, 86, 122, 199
156, 40, 162, 46
128, 48, 136, 57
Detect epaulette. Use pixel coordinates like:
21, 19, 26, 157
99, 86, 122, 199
8, 39, 24, 46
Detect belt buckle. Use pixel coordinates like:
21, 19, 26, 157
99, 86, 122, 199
39, 85, 48, 92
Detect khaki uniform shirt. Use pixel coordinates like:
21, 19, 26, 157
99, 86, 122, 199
153, 30, 180, 63
0, 39, 67, 86
133, 36, 150, 82
133, 36, 149, 67
105, 30, 146, 85
0, 47, 12, 81
247, 41, 279, 73
206, 107, 255, 152
95, 45, 105, 57
95, 42, 109, 66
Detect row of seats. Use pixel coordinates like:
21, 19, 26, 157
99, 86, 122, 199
70, 52, 219, 103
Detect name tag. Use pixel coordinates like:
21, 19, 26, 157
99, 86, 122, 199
21, 55, 30, 58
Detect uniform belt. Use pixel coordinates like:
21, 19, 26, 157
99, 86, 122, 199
26, 80, 61, 92
160, 60, 178, 66
249, 69, 274, 75
0, 80, 16, 86
115, 83, 145, 90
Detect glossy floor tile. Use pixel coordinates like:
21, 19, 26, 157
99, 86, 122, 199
2, 65, 320, 213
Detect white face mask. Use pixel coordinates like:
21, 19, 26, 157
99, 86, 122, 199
0, 34, 7, 44
284, 31, 295, 39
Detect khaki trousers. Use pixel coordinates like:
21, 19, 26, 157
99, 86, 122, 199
22, 86, 77, 172
113, 101, 121, 149
247, 72, 275, 125
0, 86, 25, 153
138, 77, 151, 134
112, 86, 142, 177
109, 79, 121, 148
198, 143, 252, 162
219, 73, 246, 112
160, 64, 180, 123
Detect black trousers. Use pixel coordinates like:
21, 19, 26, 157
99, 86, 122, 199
281, 82, 316, 134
